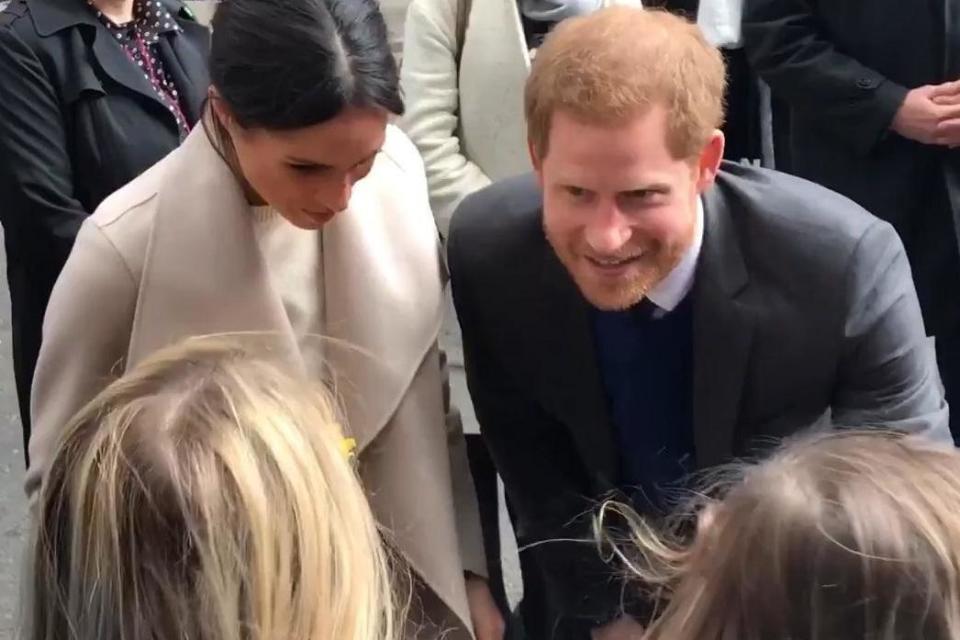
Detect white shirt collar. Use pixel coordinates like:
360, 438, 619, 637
696, 0, 744, 49
646, 197, 704, 314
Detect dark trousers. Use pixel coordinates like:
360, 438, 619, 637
5, 244, 64, 469
722, 47, 762, 163
466, 434, 536, 638
465, 433, 509, 611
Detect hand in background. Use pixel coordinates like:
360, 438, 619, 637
891, 85, 960, 145
465, 576, 506, 640
895, 81, 960, 147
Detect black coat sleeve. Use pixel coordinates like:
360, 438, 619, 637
741, 0, 909, 156
0, 23, 87, 252
449, 215, 634, 637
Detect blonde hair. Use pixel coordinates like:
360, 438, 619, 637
27, 337, 400, 640
607, 431, 960, 639
525, 6, 726, 160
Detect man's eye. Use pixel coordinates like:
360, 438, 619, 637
565, 186, 587, 197
624, 189, 668, 203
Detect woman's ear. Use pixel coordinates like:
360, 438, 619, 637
208, 87, 235, 131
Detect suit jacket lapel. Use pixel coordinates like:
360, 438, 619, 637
693, 184, 754, 468
529, 180, 753, 477
530, 245, 620, 489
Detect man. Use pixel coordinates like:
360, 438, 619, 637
448, 7, 948, 640
743, 0, 960, 439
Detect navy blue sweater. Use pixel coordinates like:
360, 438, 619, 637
591, 295, 696, 513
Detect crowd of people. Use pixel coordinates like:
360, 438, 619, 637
1, 0, 959, 639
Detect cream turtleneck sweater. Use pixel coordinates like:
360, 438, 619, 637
251, 206, 326, 372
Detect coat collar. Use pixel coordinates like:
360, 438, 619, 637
28, 0, 190, 35
128, 124, 445, 452
26, 0, 97, 35
28, 0, 209, 128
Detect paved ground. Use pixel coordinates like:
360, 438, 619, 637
0, 245, 519, 638
0, 236, 28, 639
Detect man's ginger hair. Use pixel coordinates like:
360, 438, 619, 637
525, 6, 726, 160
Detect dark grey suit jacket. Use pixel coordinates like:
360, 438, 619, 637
449, 162, 949, 639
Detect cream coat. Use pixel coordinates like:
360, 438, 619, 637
380, 0, 414, 64
28, 124, 484, 640
399, 0, 642, 236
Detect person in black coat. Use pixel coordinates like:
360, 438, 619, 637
742, 0, 960, 440
0, 0, 209, 462
646, 0, 762, 163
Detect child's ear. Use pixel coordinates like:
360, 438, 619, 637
696, 501, 719, 537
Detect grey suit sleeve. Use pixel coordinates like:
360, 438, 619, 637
831, 221, 949, 440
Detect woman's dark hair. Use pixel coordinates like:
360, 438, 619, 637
209, 0, 403, 130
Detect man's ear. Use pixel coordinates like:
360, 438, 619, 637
528, 139, 546, 188
528, 138, 542, 172
695, 130, 725, 193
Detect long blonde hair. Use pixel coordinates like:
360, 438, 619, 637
26, 337, 400, 640
609, 431, 960, 639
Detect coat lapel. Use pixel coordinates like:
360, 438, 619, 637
90, 26, 171, 109
692, 184, 754, 468
26, 0, 161, 106
127, 126, 298, 368
320, 130, 445, 451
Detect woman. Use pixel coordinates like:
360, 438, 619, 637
612, 431, 960, 638
27, 337, 401, 640
0, 0, 209, 457
27, 0, 499, 637
399, 0, 641, 237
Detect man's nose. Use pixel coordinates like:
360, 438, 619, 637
583, 205, 632, 254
